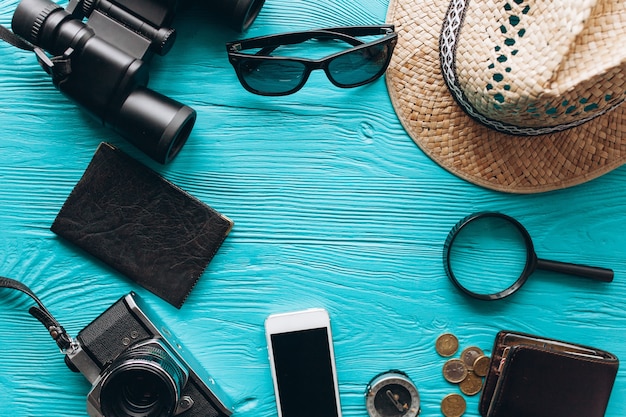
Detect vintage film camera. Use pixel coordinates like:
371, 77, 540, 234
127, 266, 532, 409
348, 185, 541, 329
11, 0, 265, 163
64, 292, 232, 417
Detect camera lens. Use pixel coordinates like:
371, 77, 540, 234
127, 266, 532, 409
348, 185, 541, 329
115, 369, 166, 414
100, 343, 187, 417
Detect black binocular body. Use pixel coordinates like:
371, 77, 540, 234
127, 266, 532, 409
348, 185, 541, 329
12, 0, 265, 163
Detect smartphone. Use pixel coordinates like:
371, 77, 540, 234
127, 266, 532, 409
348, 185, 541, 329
265, 308, 342, 417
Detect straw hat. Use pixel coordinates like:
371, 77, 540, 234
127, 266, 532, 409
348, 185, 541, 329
386, 0, 625, 193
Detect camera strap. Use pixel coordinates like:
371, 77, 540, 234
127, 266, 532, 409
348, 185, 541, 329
0, 276, 72, 351
0, 24, 33, 51
0, 25, 73, 84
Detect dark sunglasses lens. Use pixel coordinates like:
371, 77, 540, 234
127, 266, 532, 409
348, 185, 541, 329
327, 42, 391, 86
237, 59, 307, 95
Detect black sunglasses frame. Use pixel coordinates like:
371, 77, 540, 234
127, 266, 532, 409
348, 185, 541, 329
226, 25, 397, 96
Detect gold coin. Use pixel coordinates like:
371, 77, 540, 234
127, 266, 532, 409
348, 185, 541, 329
460, 346, 484, 370
436, 333, 459, 357
442, 358, 468, 384
441, 393, 466, 417
473, 355, 490, 377
459, 371, 483, 396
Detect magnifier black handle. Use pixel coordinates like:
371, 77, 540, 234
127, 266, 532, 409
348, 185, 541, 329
536, 258, 614, 283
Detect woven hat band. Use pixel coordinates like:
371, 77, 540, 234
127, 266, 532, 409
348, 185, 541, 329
445, 0, 626, 134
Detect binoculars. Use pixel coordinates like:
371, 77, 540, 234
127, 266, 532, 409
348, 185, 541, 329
12, 0, 265, 163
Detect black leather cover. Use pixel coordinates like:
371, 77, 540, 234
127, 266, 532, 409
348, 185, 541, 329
480, 330, 619, 417
51, 143, 233, 308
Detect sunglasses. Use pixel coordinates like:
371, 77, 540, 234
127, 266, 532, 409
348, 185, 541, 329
226, 25, 397, 96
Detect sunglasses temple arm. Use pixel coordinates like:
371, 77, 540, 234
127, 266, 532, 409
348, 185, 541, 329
320, 25, 395, 37
257, 38, 363, 56
536, 258, 614, 282
254, 33, 365, 56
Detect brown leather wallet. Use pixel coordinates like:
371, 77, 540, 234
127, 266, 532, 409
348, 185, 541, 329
51, 143, 233, 308
480, 330, 619, 417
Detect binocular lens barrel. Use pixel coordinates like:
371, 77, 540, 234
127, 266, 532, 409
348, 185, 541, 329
12, 0, 62, 46
216, 0, 266, 31
117, 88, 196, 164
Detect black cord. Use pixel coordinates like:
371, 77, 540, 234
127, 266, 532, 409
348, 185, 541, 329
0, 276, 72, 351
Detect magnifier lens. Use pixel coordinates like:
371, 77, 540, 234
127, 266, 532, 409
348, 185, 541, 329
448, 216, 528, 296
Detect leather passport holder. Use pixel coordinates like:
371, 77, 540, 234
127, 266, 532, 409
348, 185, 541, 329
480, 330, 619, 417
51, 142, 233, 308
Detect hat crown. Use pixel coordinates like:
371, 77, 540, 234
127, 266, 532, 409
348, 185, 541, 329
385, 0, 626, 192
445, 0, 626, 134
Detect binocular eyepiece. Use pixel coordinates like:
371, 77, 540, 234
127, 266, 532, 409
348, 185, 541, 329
12, 0, 265, 163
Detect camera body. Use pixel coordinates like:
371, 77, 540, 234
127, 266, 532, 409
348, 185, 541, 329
11, 0, 265, 163
64, 292, 232, 417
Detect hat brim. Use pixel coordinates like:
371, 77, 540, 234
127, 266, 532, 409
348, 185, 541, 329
385, 0, 626, 193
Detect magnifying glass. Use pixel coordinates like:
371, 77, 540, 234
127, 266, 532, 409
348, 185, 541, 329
443, 212, 614, 301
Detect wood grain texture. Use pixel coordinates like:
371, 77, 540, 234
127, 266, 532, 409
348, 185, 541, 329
0, 0, 625, 416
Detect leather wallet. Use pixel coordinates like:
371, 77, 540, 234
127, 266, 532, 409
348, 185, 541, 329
51, 142, 233, 308
480, 330, 619, 417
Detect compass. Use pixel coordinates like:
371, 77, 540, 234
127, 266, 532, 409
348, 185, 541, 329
365, 371, 420, 417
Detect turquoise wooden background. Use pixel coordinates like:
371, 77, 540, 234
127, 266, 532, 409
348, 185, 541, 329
1, 0, 625, 416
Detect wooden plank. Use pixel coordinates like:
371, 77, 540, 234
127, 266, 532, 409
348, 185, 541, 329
0, 0, 624, 416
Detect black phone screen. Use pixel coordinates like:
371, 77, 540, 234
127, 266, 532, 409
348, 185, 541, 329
271, 327, 339, 417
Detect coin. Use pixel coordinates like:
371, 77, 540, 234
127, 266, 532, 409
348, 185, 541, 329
460, 346, 484, 370
459, 371, 483, 396
436, 333, 459, 357
473, 355, 490, 377
442, 358, 468, 384
441, 393, 466, 417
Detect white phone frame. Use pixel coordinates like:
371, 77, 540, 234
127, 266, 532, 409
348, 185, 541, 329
265, 308, 342, 417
